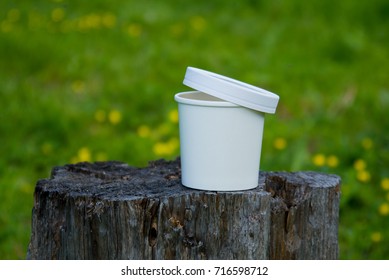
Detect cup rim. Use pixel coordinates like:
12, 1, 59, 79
175, 91, 240, 107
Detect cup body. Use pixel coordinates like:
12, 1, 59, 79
175, 91, 265, 191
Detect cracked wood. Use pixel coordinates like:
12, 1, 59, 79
27, 158, 340, 260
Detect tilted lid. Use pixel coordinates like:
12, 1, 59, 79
183, 67, 279, 113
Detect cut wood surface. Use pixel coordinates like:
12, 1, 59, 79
27, 158, 340, 260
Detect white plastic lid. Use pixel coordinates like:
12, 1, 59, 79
183, 67, 279, 113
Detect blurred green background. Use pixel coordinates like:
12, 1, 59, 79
0, 0, 388, 259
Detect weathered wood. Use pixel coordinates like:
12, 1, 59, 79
27, 158, 340, 260
265, 172, 340, 259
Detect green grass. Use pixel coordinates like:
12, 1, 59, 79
0, 0, 388, 259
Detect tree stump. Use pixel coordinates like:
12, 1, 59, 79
27, 158, 340, 260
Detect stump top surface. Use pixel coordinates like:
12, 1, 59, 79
37, 158, 340, 201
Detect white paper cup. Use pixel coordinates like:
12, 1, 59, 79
175, 91, 265, 191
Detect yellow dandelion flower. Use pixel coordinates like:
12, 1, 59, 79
167, 137, 179, 151
71, 80, 85, 94
1, 21, 13, 33
357, 170, 371, 183
94, 110, 106, 123
127, 23, 142, 37
371, 232, 382, 243
153, 142, 170, 156
41, 142, 53, 155
379, 203, 389, 216
312, 153, 326, 167
109, 110, 122, 125
273, 137, 287, 150
153, 138, 178, 156
7, 9, 20, 22
353, 159, 366, 171
326, 155, 339, 168
85, 14, 101, 29
381, 178, 389, 191
361, 138, 373, 150
78, 147, 91, 162
51, 8, 65, 22
137, 125, 151, 138
190, 16, 206, 32
169, 109, 179, 123
102, 13, 116, 28
77, 14, 101, 30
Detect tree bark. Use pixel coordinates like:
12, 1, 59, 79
27, 158, 340, 260
265, 172, 340, 259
